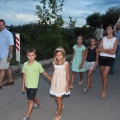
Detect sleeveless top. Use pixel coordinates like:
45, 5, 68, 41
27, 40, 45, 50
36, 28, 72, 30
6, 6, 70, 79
86, 46, 97, 62
99, 36, 116, 58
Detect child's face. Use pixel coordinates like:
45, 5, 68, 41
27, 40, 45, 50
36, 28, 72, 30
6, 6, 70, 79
77, 37, 83, 44
90, 39, 96, 46
27, 52, 36, 62
56, 51, 63, 62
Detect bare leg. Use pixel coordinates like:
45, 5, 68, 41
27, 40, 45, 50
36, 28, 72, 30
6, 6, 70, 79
33, 97, 40, 105
86, 70, 93, 89
100, 66, 105, 88
6, 68, 14, 82
70, 71, 76, 86
55, 96, 63, 119
0, 69, 5, 86
26, 100, 34, 118
79, 72, 83, 83
100, 66, 111, 98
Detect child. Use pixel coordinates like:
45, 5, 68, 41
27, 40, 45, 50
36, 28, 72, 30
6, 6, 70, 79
22, 48, 51, 120
69, 35, 86, 88
84, 37, 98, 93
50, 47, 70, 120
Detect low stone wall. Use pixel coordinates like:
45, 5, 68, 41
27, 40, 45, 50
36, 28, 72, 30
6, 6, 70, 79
11, 55, 72, 73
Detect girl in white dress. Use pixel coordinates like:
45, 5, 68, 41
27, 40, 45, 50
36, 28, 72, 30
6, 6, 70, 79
50, 47, 70, 120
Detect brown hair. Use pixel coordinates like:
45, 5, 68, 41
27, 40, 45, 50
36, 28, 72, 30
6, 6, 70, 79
77, 35, 83, 39
53, 47, 66, 65
106, 24, 114, 30
26, 48, 36, 54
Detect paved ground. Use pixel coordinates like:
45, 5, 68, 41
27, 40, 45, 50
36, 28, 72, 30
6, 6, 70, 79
0, 56, 120, 120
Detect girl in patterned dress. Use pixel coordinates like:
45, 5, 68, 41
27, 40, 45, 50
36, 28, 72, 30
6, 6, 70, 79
50, 47, 70, 120
70, 35, 86, 88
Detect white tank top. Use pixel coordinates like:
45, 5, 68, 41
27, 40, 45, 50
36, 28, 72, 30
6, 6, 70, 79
99, 36, 116, 58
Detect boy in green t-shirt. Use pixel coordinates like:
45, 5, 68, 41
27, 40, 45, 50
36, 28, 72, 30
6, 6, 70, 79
22, 48, 51, 120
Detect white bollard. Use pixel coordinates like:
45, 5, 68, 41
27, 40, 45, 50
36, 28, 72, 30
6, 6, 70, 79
15, 33, 20, 72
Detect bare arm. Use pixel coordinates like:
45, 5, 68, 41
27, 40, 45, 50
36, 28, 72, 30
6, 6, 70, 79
104, 40, 118, 54
42, 71, 51, 82
65, 63, 70, 92
84, 47, 88, 61
79, 50, 86, 68
7, 45, 14, 62
97, 39, 112, 52
71, 49, 75, 61
95, 48, 99, 63
22, 74, 26, 92
93, 48, 99, 70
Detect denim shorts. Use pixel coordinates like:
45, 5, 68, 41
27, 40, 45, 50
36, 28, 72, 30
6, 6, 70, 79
26, 87, 38, 100
85, 61, 96, 70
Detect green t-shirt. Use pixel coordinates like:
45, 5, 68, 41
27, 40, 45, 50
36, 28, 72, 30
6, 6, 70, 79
22, 60, 44, 88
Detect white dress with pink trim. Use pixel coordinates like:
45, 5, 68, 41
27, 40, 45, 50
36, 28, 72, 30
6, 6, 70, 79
50, 62, 70, 97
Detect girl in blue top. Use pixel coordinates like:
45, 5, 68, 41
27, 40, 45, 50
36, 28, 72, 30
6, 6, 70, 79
84, 37, 98, 93
70, 35, 86, 88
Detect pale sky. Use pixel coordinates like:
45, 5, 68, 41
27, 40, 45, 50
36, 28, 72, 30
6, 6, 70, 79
0, 0, 119, 27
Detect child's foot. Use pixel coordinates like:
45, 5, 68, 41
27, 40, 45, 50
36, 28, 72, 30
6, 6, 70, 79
79, 80, 83, 85
99, 91, 106, 95
89, 85, 92, 88
33, 103, 40, 110
84, 88, 88, 93
23, 117, 30, 120
69, 85, 74, 88
53, 115, 61, 120
100, 92, 106, 99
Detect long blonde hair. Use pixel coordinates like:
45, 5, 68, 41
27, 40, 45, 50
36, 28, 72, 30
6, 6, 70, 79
53, 47, 66, 65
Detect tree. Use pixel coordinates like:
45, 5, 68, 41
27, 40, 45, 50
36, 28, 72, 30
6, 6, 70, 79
102, 5, 120, 28
86, 5, 120, 28
68, 16, 77, 40
36, 0, 64, 26
86, 12, 102, 28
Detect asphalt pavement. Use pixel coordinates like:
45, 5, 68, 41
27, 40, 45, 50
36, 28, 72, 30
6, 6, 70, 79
0, 56, 120, 120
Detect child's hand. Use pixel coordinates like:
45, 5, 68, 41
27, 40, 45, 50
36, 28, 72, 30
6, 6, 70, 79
65, 86, 69, 92
22, 88, 25, 94
79, 63, 83, 69
93, 66, 96, 70
69, 61, 72, 66
49, 77, 52, 83
93, 63, 97, 70
22, 91, 25, 94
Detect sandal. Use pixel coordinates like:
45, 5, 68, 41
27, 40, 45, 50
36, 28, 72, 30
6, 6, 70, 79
100, 92, 106, 99
53, 115, 61, 120
79, 80, 83, 85
69, 85, 74, 88
3, 81, 14, 86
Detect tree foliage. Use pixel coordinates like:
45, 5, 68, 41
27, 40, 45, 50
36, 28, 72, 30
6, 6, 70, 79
86, 12, 102, 28
86, 5, 120, 28
36, 0, 64, 26
102, 6, 120, 28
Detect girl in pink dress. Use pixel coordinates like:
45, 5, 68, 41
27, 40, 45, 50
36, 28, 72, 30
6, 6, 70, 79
50, 47, 70, 120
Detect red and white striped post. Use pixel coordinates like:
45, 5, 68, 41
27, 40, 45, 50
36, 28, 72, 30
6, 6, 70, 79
15, 33, 20, 71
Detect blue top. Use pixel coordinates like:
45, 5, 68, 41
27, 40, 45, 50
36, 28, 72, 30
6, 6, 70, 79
0, 28, 14, 59
86, 46, 97, 62
114, 31, 120, 45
